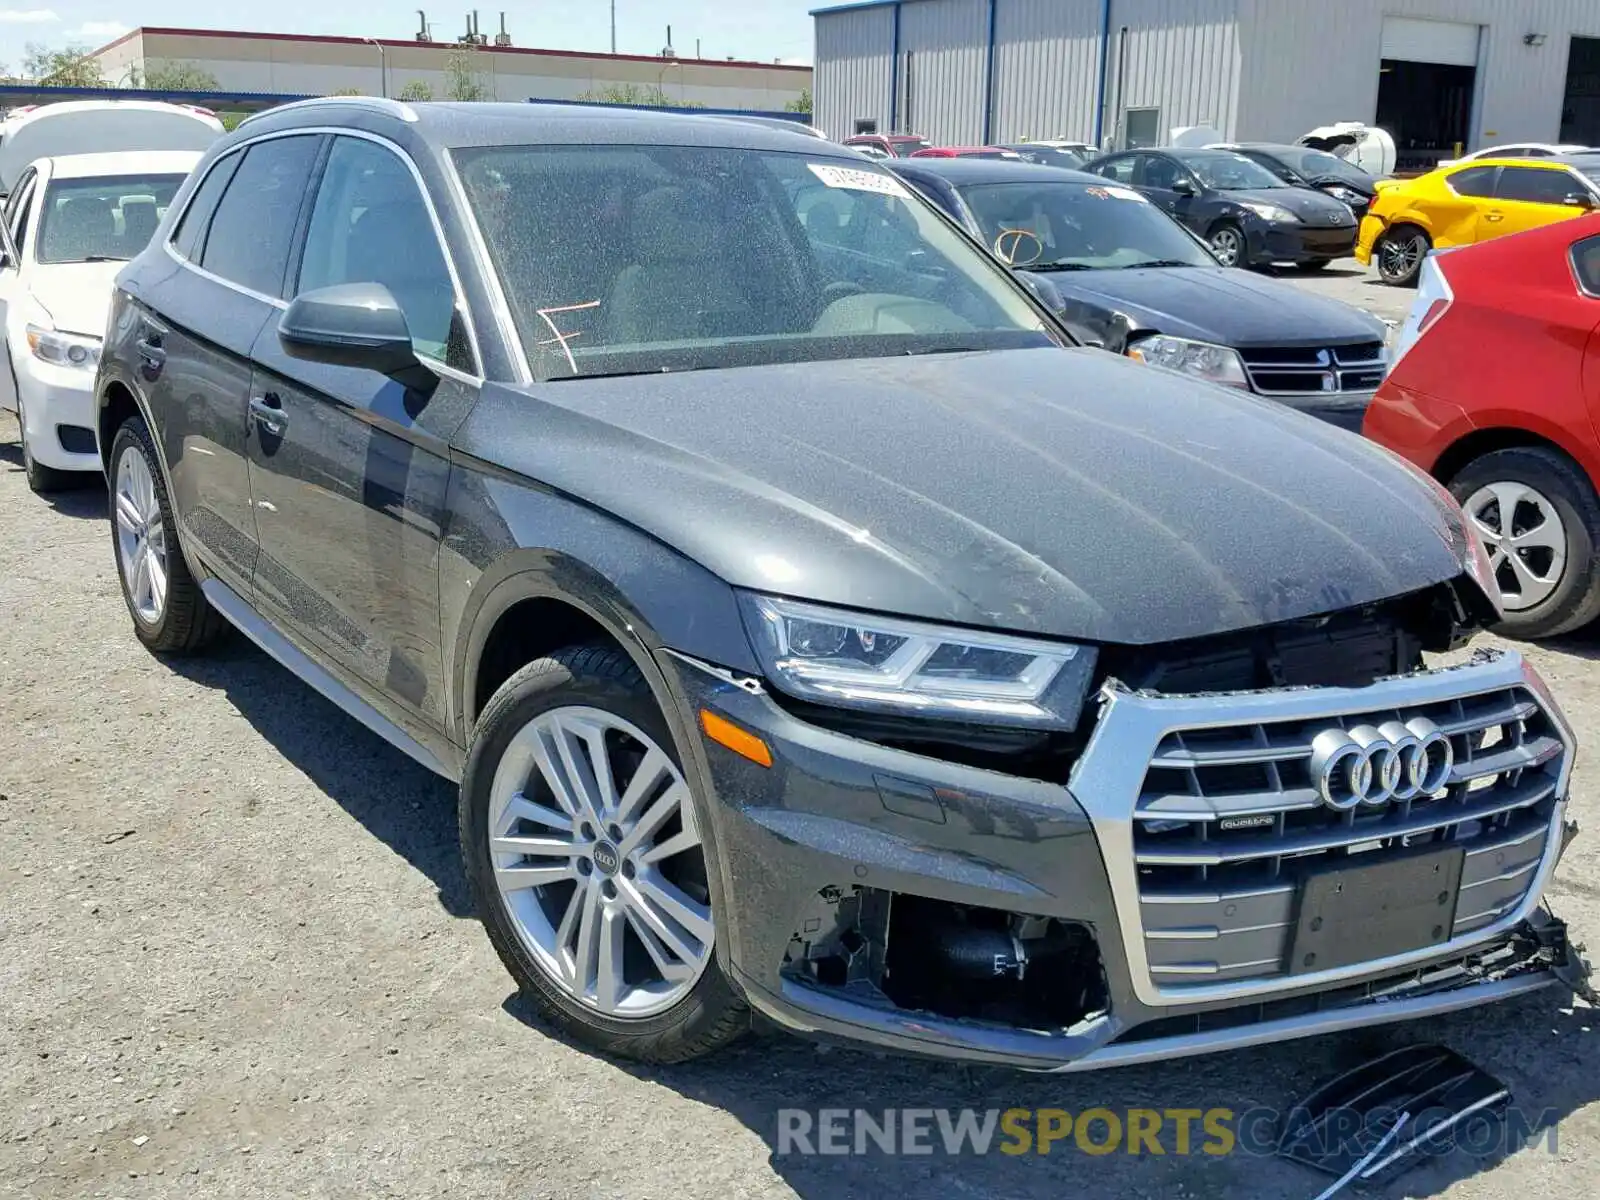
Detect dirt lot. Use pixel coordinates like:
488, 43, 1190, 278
2, 270, 1598, 1198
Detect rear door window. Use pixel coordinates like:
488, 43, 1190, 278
1095, 156, 1139, 184
1447, 165, 1499, 198
197, 134, 323, 298
171, 151, 243, 261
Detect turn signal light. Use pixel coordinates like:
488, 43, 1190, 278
699, 709, 772, 768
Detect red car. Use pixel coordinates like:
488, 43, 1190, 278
909, 145, 1022, 160
1364, 213, 1600, 638
842, 133, 931, 158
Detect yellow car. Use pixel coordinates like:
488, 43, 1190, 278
1356, 156, 1600, 285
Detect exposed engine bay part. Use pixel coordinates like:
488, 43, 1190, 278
1278, 1044, 1509, 1189
782, 886, 1108, 1028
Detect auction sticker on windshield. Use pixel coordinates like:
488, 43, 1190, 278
808, 163, 912, 198
1085, 185, 1147, 203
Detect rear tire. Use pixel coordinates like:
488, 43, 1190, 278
1375, 225, 1430, 286
108, 415, 228, 654
460, 645, 749, 1063
1449, 446, 1600, 640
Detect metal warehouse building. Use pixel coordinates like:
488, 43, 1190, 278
814, 0, 1600, 168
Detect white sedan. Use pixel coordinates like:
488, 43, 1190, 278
1442, 142, 1590, 165
0, 149, 201, 491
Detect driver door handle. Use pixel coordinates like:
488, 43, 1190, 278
248, 394, 287, 436
1484, 211, 1504, 222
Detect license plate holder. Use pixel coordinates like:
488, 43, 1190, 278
1289, 844, 1465, 975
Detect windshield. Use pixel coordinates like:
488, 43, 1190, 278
1011, 146, 1091, 168
457, 145, 1058, 381
889, 137, 932, 156
1279, 146, 1372, 185
1173, 152, 1288, 190
1574, 161, 1600, 188
35, 172, 184, 264
958, 180, 1214, 270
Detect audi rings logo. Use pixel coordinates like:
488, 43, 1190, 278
1309, 719, 1454, 810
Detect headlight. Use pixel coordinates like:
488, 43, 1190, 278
739, 594, 1099, 730
1240, 201, 1299, 223
1127, 334, 1251, 390
1326, 186, 1362, 204
26, 324, 101, 370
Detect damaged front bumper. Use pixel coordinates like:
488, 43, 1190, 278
661, 647, 1590, 1072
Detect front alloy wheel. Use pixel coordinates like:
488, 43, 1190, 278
115, 444, 170, 625
489, 705, 713, 1018
1209, 224, 1244, 267
461, 646, 749, 1062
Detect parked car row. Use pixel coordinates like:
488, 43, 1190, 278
6, 99, 1591, 1079
0, 100, 222, 489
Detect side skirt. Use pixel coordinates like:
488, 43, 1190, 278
200, 579, 460, 782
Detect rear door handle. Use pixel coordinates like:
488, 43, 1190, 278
1484, 211, 1504, 222
248, 394, 287, 436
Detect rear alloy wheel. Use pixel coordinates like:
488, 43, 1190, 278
1376, 227, 1429, 286
461, 646, 748, 1062
1451, 447, 1600, 639
108, 416, 228, 654
1208, 222, 1245, 267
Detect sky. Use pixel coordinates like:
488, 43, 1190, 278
0, 1, 815, 72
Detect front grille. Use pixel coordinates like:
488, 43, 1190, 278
1240, 342, 1387, 396
1134, 686, 1564, 989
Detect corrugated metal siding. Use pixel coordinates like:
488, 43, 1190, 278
1235, 0, 1600, 146
1106, 0, 1241, 141
814, 5, 897, 140
991, 0, 1102, 143
899, 0, 991, 144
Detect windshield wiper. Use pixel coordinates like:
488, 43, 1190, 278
1025, 261, 1098, 272
75, 254, 129, 263
1115, 259, 1197, 269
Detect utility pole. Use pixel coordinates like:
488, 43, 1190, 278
611, 2, 617, 54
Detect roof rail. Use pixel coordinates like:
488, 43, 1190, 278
240, 94, 418, 127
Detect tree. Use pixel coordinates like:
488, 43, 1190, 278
397, 79, 434, 101
133, 60, 220, 92
330, 87, 363, 96
576, 83, 703, 109
23, 43, 103, 87
784, 87, 812, 115
444, 46, 490, 101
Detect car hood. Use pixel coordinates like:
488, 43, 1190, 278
25, 261, 122, 338
1223, 187, 1353, 222
1040, 266, 1389, 348
488, 348, 1473, 645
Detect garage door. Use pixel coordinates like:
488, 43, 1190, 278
1381, 16, 1480, 66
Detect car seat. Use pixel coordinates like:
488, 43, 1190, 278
43, 195, 116, 260
603, 184, 749, 345
119, 196, 159, 252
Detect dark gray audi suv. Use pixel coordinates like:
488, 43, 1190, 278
94, 98, 1588, 1069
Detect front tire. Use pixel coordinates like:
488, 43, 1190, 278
1450, 446, 1600, 639
460, 645, 749, 1063
1376, 225, 1430, 286
1208, 221, 1246, 267
108, 416, 227, 654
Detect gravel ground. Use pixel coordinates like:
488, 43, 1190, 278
2, 270, 1597, 1199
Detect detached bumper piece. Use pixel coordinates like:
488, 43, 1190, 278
1278, 1044, 1510, 1189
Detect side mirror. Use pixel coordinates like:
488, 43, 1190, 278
1564, 192, 1597, 210
1016, 270, 1064, 313
1171, 177, 1196, 196
278, 282, 437, 393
